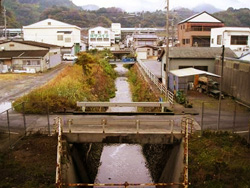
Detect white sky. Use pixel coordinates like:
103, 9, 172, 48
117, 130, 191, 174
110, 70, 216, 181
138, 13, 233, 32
72, 0, 250, 12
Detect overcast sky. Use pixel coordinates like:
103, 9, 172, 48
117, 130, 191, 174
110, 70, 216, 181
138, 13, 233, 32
72, 0, 250, 12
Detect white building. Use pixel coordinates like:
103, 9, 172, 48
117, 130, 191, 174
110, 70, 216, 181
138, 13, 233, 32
111, 23, 121, 43
210, 27, 250, 57
88, 26, 113, 50
23, 18, 81, 55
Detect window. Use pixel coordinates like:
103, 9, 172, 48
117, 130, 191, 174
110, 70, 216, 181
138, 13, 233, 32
103, 38, 109, 41
57, 35, 63, 41
65, 38, 71, 43
91, 31, 95, 34
90, 38, 96, 41
217, 35, 222, 45
211, 38, 214, 44
183, 25, 185, 29
97, 38, 102, 41
48, 22, 51, 25
182, 39, 185, 45
231, 35, 248, 45
185, 39, 190, 44
23, 60, 40, 66
98, 31, 101, 34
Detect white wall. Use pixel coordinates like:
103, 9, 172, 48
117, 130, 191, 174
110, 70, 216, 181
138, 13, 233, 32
211, 27, 250, 51
23, 19, 81, 48
88, 27, 112, 49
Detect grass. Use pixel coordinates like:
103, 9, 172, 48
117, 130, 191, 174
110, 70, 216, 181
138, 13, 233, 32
0, 73, 32, 81
127, 65, 161, 112
13, 51, 117, 114
189, 131, 250, 188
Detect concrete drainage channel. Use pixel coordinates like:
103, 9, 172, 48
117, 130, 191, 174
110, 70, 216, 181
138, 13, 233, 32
55, 64, 190, 187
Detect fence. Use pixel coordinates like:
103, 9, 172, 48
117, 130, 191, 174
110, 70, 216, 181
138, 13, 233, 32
137, 59, 174, 106
200, 100, 250, 142
0, 102, 51, 151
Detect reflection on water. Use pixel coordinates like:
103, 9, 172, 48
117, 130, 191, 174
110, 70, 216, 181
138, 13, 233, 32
95, 144, 153, 186
94, 63, 154, 187
0, 102, 12, 113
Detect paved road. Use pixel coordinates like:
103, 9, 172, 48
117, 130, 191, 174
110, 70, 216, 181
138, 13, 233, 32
0, 63, 68, 104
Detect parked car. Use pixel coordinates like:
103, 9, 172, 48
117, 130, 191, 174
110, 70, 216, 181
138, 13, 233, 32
63, 54, 77, 61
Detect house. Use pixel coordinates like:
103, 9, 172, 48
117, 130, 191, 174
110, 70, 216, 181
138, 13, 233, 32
132, 34, 158, 49
135, 45, 159, 61
210, 27, 250, 57
88, 26, 113, 50
0, 40, 61, 73
159, 47, 236, 86
178, 11, 224, 47
23, 18, 81, 55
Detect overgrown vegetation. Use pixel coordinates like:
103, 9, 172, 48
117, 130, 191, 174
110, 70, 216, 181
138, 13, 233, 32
127, 65, 159, 102
189, 131, 250, 187
127, 65, 161, 112
13, 50, 116, 113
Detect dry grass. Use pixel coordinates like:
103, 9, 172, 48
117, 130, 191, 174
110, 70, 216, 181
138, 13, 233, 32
0, 73, 32, 81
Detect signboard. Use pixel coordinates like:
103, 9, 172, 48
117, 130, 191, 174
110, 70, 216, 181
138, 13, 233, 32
90, 34, 109, 38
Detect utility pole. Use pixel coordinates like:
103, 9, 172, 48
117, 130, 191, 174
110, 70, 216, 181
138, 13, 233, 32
165, 0, 170, 88
4, 6, 7, 39
217, 45, 225, 130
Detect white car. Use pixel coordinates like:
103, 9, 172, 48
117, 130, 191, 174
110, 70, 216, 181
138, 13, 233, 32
63, 54, 77, 61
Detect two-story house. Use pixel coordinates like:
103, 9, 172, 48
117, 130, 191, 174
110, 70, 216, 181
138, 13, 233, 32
178, 11, 224, 47
88, 26, 113, 50
210, 27, 250, 57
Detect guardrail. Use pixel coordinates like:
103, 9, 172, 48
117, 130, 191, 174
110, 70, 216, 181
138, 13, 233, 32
137, 59, 174, 106
77, 101, 170, 112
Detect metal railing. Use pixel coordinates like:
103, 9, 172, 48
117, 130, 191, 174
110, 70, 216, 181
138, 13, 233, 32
77, 101, 170, 112
137, 59, 174, 106
65, 118, 178, 135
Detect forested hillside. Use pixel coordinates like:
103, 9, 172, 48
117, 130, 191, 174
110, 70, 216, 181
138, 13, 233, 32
2, 0, 77, 26
2, 0, 250, 28
214, 8, 250, 27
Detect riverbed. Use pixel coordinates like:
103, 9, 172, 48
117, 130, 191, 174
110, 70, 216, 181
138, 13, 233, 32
94, 63, 154, 187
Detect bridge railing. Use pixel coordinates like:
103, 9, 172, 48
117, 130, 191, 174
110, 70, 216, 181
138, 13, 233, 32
137, 59, 174, 106
77, 101, 170, 112
65, 117, 180, 135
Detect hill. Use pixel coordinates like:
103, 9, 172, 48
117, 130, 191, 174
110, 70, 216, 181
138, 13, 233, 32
214, 7, 250, 27
192, 3, 222, 14
3, 0, 77, 27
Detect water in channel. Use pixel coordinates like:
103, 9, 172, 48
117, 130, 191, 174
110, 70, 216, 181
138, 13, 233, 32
94, 63, 154, 187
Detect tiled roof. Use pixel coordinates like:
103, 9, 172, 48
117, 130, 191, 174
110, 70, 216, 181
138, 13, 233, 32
0, 40, 60, 48
169, 47, 236, 59
0, 50, 49, 59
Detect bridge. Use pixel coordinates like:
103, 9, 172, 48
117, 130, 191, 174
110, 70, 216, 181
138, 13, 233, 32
55, 116, 192, 188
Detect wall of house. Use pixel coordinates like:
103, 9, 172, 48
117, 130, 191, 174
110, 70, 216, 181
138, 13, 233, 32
215, 59, 250, 105
0, 42, 47, 51
211, 29, 250, 51
136, 51, 147, 61
88, 27, 111, 49
23, 27, 81, 48
169, 59, 215, 73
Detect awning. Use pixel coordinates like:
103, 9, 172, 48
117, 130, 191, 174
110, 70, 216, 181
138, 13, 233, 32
170, 68, 220, 78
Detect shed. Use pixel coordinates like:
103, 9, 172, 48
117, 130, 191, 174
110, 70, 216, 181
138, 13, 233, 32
169, 68, 220, 93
